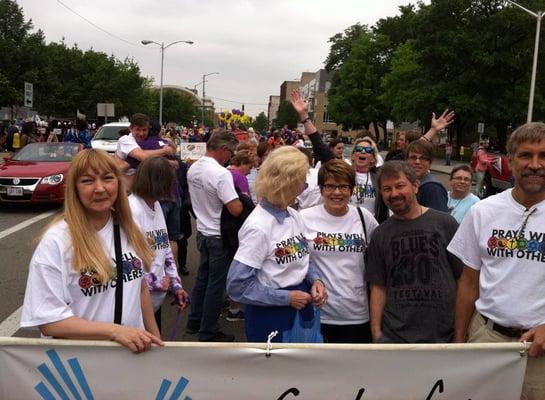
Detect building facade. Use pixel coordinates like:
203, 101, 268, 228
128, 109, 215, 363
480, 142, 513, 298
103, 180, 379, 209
267, 95, 280, 128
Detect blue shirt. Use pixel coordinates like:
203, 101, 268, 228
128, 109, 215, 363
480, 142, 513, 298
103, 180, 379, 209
227, 200, 321, 306
448, 192, 480, 224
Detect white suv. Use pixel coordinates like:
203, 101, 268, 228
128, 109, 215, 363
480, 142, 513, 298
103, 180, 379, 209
91, 122, 130, 154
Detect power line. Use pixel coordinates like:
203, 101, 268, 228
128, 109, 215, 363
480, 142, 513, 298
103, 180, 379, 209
56, 0, 142, 48
209, 96, 268, 106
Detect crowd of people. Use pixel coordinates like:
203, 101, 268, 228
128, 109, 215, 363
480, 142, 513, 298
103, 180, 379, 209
17, 89, 545, 399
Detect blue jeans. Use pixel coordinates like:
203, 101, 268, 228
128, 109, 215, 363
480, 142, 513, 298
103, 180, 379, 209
188, 232, 232, 340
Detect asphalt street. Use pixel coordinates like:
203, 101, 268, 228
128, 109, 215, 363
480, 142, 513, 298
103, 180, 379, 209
0, 168, 451, 342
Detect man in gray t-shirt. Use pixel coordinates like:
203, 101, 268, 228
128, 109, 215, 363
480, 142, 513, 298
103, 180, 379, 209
365, 161, 463, 343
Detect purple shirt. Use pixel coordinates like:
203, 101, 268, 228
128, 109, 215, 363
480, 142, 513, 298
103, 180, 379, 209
229, 168, 250, 196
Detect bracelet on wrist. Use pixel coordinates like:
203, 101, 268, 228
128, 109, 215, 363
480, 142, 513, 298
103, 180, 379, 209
300, 117, 311, 124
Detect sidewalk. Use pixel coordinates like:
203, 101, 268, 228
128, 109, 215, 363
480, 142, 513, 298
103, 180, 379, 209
429, 157, 468, 176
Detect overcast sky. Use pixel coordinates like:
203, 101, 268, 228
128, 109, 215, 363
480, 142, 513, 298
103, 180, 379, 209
17, 0, 424, 117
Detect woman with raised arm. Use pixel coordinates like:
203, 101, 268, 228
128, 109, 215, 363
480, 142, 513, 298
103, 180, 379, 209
21, 149, 163, 353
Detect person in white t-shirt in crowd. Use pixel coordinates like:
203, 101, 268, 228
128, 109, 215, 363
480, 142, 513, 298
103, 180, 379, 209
186, 130, 243, 342
115, 113, 174, 187
448, 122, 545, 400
20, 149, 162, 353
227, 146, 327, 343
301, 160, 378, 343
129, 157, 190, 332
447, 165, 480, 224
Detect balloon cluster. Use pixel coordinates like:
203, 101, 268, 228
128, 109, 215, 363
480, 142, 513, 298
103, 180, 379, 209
218, 109, 252, 130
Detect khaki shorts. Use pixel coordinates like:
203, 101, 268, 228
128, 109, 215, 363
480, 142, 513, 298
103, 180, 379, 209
468, 312, 545, 400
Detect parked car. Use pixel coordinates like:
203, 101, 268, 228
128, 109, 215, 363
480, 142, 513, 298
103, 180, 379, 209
471, 151, 513, 198
91, 122, 130, 154
0, 142, 83, 204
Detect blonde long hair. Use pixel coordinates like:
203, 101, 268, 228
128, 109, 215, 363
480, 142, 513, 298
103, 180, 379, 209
61, 149, 153, 283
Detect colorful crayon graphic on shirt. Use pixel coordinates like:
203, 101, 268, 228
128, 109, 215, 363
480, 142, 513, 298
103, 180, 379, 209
353, 182, 376, 205
78, 252, 143, 296
487, 228, 545, 263
146, 228, 170, 250
312, 232, 366, 252
274, 233, 309, 264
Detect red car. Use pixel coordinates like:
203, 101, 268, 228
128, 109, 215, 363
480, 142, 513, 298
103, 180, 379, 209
471, 151, 513, 198
0, 142, 83, 204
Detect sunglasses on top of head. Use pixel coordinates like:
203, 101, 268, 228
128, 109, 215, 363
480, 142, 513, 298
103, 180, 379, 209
354, 145, 374, 154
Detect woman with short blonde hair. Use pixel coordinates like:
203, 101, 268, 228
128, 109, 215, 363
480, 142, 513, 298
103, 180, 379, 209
227, 146, 327, 343
255, 146, 309, 208
21, 149, 162, 353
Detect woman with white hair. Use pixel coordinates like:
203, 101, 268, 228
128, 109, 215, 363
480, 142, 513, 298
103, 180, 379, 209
227, 146, 327, 343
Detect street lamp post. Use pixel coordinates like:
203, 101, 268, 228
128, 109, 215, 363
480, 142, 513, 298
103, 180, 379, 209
506, 1, 543, 123
201, 72, 219, 127
141, 39, 194, 126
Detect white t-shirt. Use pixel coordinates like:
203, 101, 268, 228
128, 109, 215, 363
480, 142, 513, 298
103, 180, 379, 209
116, 134, 140, 176
21, 218, 145, 329
187, 156, 239, 236
297, 168, 323, 210
314, 158, 351, 170
448, 189, 545, 329
129, 195, 180, 311
301, 205, 378, 324
351, 171, 376, 215
234, 204, 309, 289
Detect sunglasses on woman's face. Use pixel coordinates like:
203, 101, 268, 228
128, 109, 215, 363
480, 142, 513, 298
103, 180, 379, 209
354, 145, 374, 154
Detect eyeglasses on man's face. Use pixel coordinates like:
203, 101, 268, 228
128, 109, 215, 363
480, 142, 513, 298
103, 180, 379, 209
321, 184, 352, 193
407, 154, 431, 162
451, 176, 471, 183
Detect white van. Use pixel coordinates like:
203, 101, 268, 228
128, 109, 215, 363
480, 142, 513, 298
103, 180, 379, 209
91, 122, 130, 154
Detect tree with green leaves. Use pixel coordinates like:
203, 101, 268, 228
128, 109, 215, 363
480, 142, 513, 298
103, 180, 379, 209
156, 88, 198, 125
324, 23, 368, 72
0, 0, 45, 118
274, 100, 299, 129
327, 30, 391, 138
252, 112, 268, 131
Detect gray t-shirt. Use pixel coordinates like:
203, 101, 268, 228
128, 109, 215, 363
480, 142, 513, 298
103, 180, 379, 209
365, 209, 463, 343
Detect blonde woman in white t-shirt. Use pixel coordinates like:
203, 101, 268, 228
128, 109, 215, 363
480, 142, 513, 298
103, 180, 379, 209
227, 146, 327, 343
301, 160, 378, 343
21, 149, 163, 353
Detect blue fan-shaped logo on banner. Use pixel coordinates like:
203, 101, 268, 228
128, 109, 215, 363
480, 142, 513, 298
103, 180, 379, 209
34, 349, 192, 399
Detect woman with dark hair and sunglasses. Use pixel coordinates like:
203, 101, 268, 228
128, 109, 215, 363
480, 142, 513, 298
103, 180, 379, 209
301, 160, 378, 343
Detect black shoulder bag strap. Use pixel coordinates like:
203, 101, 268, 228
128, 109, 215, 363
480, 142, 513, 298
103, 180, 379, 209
356, 206, 368, 244
113, 223, 123, 325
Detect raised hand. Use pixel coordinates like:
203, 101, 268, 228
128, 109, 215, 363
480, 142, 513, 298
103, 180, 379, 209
431, 109, 455, 131
289, 89, 309, 117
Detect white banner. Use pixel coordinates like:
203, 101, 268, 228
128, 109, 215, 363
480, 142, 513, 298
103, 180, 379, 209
178, 143, 207, 161
0, 338, 527, 399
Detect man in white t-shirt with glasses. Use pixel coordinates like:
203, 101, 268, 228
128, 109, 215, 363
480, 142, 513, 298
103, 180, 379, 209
448, 122, 545, 399
186, 130, 242, 342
